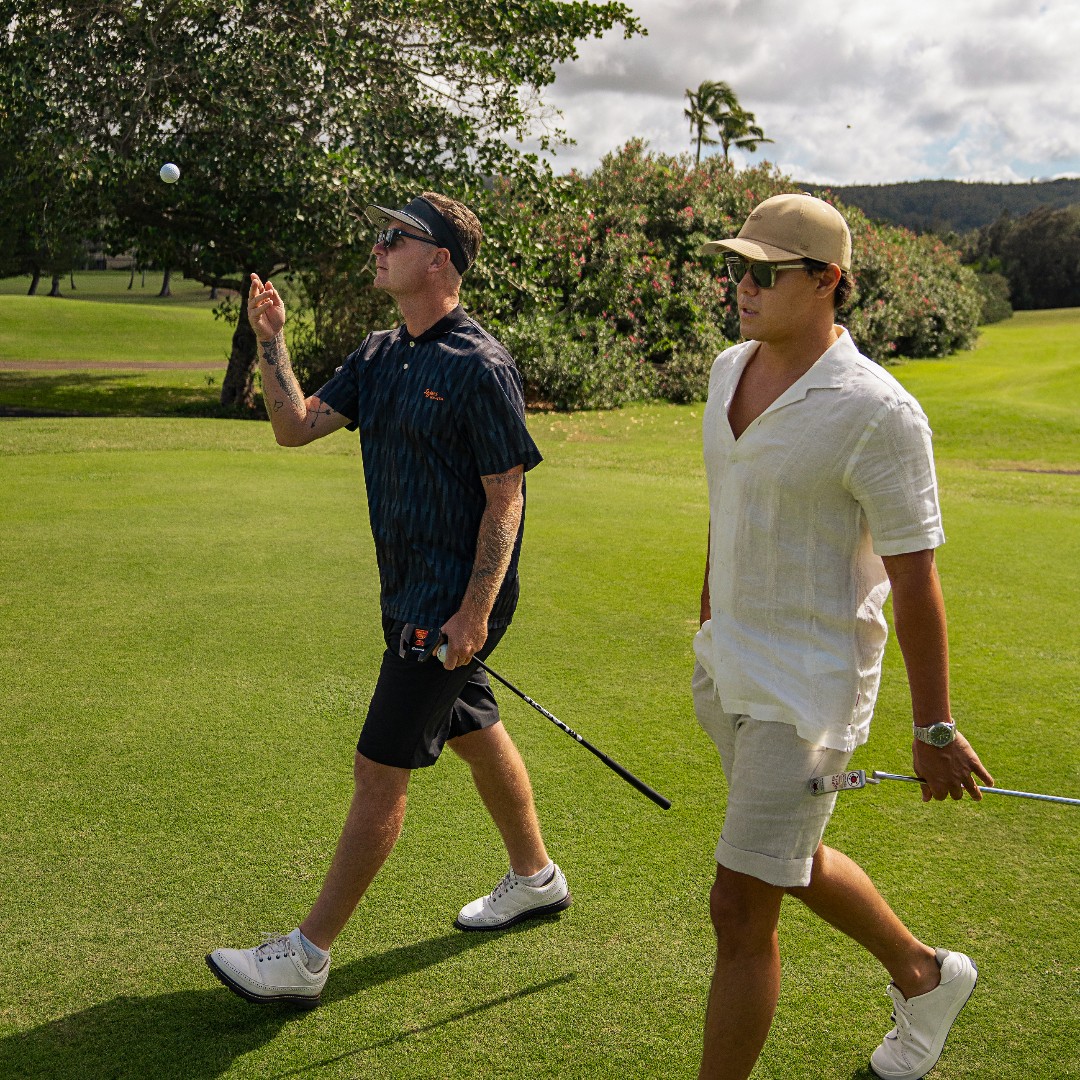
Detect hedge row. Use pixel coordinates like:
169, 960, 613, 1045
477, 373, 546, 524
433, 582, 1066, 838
467, 142, 982, 408
294, 142, 983, 411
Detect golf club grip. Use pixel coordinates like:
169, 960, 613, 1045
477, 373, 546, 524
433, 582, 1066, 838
473, 658, 672, 810
872, 771, 1080, 806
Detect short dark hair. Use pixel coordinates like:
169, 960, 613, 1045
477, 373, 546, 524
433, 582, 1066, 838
803, 259, 853, 311
421, 192, 482, 274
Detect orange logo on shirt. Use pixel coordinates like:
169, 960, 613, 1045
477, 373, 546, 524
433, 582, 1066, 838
424, 388, 445, 401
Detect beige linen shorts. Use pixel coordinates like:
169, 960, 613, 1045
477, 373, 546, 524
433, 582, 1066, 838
692, 663, 852, 887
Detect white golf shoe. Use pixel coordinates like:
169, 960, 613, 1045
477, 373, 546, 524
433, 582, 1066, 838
870, 949, 977, 1080
456, 863, 572, 930
206, 927, 328, 1007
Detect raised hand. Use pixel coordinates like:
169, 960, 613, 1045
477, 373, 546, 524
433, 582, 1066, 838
247, 273, 286, 342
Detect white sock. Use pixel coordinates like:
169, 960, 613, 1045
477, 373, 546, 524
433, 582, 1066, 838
518, 861, 555, 887
298, 929, 329, 971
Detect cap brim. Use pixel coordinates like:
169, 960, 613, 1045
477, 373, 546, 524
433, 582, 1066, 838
365, 204, 434, 236
698, 237, 803, 261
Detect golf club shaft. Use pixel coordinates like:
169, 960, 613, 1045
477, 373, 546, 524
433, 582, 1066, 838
471, 657, 672, 811
872, 772, 1080, 806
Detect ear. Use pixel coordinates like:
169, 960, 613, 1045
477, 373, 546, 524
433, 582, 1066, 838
816, 263, 842, 300
428, 247, 453, 274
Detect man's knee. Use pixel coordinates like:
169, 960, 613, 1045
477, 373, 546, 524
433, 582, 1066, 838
352, 752, 411, 804
709, 866, 783, 952
447, 721, 507, 764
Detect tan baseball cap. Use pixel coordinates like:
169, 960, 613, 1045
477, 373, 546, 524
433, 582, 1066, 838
699, 193, 852, 271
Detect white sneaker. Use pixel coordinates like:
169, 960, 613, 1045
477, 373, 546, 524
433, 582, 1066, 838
456, 864, 572, 930
206, 928, 329, 1007
870, 949, 978, 1080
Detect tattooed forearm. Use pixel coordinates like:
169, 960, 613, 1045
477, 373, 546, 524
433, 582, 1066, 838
462, 471, 524, 613
259, 334, 305, 415
465, 512, 519, 608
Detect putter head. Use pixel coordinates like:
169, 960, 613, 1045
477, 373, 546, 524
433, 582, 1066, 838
809, 769, 874, 796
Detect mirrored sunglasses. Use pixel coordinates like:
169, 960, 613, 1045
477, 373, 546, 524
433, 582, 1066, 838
375, 227, 442, 250
723, 256, 808, 289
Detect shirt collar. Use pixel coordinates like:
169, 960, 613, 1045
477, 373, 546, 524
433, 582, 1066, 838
769, 326, 855, 408
397, 305, 469, 346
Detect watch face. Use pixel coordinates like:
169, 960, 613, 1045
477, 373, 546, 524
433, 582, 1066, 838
927, 723, 955, 746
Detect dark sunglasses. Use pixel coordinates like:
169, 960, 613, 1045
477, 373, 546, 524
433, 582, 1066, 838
375, 226, 442, 251
723, 255, 807, 289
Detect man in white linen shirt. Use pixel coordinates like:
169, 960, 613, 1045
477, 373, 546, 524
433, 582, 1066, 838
692, 193, 994, 1080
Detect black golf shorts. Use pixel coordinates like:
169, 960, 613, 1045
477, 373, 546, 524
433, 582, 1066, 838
356, 617, 507, 769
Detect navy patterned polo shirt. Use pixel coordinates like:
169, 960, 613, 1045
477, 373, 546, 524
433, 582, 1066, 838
316, 306, 542, 629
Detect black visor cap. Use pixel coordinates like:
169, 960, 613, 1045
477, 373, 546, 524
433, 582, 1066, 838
375, 196, 471, 275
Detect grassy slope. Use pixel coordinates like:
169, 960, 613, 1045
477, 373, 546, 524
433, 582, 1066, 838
0, 294, 229, 365
0, 315, 1076, 1079
0, 271, 308, 414
0, 269, 228, 306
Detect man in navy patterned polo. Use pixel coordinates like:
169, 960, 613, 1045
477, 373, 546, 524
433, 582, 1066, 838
207, 193, 570, 1007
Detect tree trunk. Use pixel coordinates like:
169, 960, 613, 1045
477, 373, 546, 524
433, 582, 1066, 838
48, 273, 63, 297
219, 270, 260, 411
128, 265, 136, 289
158, 267, 172, 297
27, 269, 41, 295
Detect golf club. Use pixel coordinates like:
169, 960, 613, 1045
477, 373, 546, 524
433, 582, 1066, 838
809, 769, 1080, 806
431, 641, 671, 810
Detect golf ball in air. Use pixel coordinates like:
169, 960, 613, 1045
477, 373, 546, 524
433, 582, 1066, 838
159, 162, 181, 184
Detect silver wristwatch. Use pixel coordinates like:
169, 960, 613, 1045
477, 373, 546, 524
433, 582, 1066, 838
913, 722, 956, 747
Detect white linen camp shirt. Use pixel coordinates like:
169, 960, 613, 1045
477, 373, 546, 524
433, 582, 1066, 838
694, 328, 945, 752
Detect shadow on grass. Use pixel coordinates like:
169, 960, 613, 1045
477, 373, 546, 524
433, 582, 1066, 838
0, 926, 568, 1080
0, 372, 263, 420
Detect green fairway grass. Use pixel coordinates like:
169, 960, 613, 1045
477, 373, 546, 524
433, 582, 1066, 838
0, 293, 229, 366
0, 269, 229, 307
0, 271, 309, 416
0, 316, 1077, 1078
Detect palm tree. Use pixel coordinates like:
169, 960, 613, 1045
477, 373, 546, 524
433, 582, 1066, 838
684, 80, 737, 165
716, 104, 773, 163
684, 80, 773, 165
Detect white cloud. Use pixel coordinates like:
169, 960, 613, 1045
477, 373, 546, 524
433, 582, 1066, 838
533, 0, 1080, 184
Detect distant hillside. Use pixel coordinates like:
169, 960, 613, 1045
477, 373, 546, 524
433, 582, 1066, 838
813, 178, 1080, 234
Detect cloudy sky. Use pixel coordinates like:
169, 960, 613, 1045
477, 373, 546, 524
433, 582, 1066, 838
533, 0, 1080, 186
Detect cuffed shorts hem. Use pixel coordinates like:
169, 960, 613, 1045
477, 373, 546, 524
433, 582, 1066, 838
693, 663, 851, 888
715, 835, 815, 889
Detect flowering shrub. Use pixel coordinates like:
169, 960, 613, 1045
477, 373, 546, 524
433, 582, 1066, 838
840, 205, 981, 361
291, 143, 982, 411
468, 143, 982, 408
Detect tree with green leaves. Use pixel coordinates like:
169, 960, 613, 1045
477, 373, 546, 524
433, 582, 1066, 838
684, 80, 737, 165
1, 0, 642, 409
715, 104, 772, 163
683, 80, 772, 165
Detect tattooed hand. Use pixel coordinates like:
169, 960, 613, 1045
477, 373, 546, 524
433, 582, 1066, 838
248, 273, 286, 342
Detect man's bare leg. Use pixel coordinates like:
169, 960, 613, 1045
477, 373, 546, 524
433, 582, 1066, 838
450, 722, 549, 876
699, 864, 785, 1080
300, 752, 411, 951
787, 844, 941, 999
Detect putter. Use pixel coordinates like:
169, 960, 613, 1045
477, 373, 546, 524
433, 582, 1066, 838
809, 769, 1080, 806
430, 641, 671, 810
